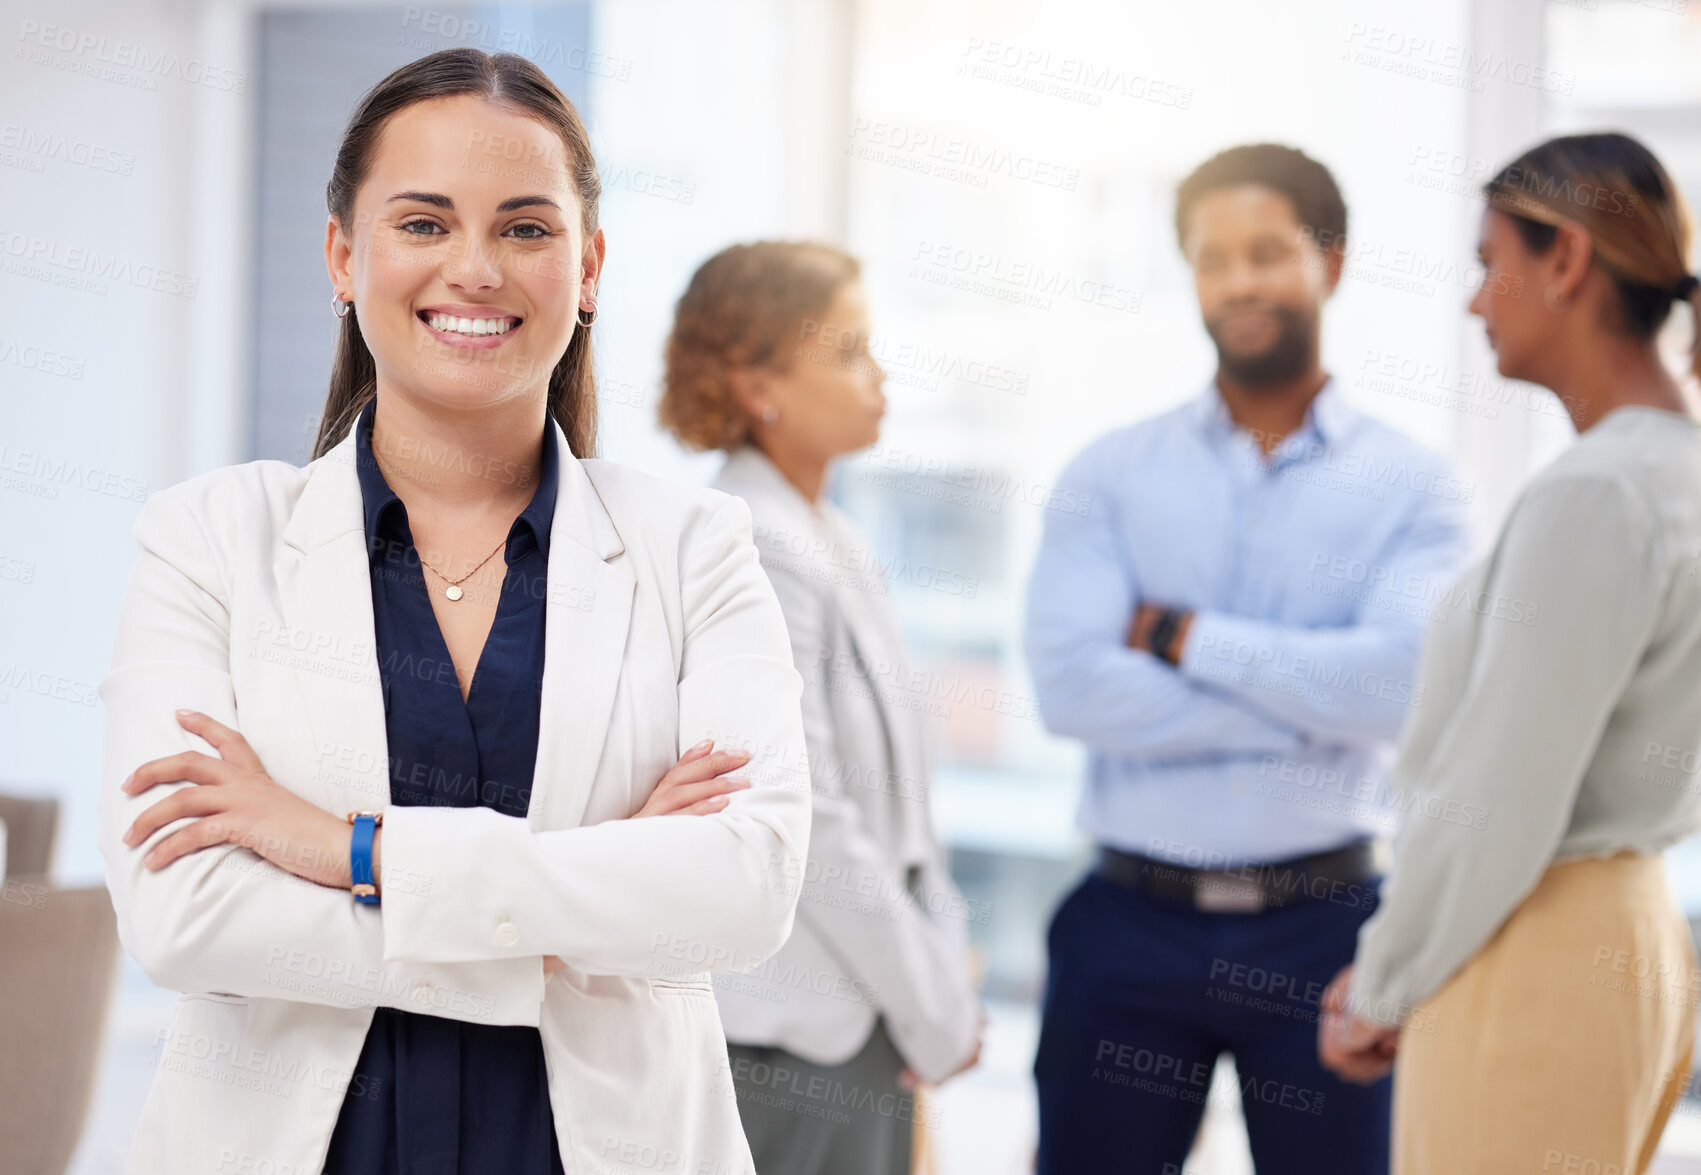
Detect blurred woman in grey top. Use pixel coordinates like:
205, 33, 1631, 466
1320, 132, 1701, 1173
659, 242, 984, 1175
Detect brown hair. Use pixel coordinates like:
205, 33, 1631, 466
311, 48, 602, 460
1483, 132, 1699, 379
659, 241, 861, 452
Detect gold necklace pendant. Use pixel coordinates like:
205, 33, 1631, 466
418, 533, 508, 604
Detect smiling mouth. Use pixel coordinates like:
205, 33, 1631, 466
417, 311, 522, 337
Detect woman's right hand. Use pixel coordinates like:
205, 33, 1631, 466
632, 739, 753, 818
898, 1005, 987, 1089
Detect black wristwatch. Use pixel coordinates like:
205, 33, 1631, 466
1149, 607, 1185, 666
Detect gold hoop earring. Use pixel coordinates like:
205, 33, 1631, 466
1543, 284, 1571, 314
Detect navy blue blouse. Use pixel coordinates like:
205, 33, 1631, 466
322, 398, 566, 1175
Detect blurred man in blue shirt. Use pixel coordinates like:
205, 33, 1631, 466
1024, 144, 1471, 1175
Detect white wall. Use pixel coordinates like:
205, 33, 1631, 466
2, 0, 252, 885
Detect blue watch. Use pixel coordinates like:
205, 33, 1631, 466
346, 810, 383, 905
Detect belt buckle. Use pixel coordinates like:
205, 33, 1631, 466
1193, 872, 1265, 913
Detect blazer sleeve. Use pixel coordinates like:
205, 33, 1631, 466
98, 488, 548, 1026
376, 494, 813, 978
765, 563, 981, 1084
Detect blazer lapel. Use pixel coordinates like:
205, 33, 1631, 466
529, 425, 635, 832
722, 446, 940, 863
822, 514, 937, 867
277, 432, 391, 820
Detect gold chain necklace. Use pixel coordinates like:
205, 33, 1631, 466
416, 536, 507, 601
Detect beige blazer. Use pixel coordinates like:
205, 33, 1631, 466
710, 445, 980, 1083
97, 419, 811, 1175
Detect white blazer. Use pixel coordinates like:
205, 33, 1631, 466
709, 445, 979, 1084
97, 419, 811, 1175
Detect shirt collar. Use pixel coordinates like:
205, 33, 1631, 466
722, 444, 821, 510
516, 417, 560, 561
719, 443, 851, 536
353, 399, 401, 546
1191, 375, 1350, 454
353, 397, 559, 560
1307, 377, 1351, 445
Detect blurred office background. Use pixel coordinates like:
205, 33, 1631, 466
4, 0, 1701, 1170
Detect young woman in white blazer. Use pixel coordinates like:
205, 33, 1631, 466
659, 242, 985, 1175
97, 51, 810, 1175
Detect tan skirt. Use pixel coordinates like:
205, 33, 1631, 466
1394, 851, 1699, 1174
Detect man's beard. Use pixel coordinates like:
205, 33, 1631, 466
1205, 302, 1317, 388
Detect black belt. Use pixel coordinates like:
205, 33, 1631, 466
1095, 840, 1381, 913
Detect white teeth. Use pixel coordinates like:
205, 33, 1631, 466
425, 313, 517, 336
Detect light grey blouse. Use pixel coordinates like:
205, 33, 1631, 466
1350, 405, 1701, 1025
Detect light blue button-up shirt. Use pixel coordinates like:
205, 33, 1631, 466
1024, 378, 1473, 866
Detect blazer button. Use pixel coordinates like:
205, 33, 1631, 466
414, 981, 436, 1005
495, 920, 520, 947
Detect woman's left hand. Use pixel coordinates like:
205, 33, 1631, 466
121, 709, 355, 891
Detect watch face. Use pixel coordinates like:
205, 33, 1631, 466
1150, 611, 1177, 659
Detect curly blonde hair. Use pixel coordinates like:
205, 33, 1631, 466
659, 241, 861, 451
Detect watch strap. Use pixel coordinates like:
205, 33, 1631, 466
347, 810, 383, 905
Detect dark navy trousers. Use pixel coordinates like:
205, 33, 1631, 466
1033, 868, 1391, 1174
